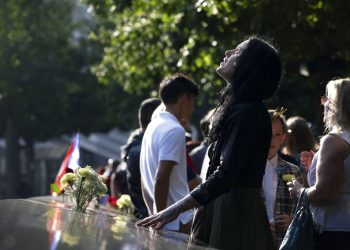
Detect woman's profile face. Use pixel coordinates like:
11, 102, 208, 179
216, 40, 249, 82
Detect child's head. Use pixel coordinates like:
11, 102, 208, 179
268, 108, 288, 160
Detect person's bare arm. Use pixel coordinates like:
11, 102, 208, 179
141, 181, 153, 214
110, 172, 119, 198
154, 160, 175, 212
188, 176, 202, 191
307, 134, 349, 205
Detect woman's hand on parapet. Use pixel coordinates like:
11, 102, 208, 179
136, 194, 199, 230
136, 204, 180, 230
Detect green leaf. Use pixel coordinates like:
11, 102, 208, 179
50, 183, 60, 194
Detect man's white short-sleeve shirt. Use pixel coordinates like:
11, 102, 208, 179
140, 111, 193, 231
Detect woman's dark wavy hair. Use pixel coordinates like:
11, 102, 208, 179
208, 37, 282, 147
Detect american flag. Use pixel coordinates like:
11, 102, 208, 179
50, 132, 80, 195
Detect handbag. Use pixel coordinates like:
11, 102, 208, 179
279, 188, 314, 250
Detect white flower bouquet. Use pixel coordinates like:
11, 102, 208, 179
282, 174, 296, 183
116, 194, 134, 214
60, 166, 108, 212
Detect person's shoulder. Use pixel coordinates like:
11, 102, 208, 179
236, 101, 264, 110
321, 133, 350, 159
234, 102, 265, 116
156, 113, 182, 127
150, 116, 181, 132
155, 123, 184, 144
278, 151, 298, 165
279, 157, 300, 173
231, 102, 266, 124
128, 144, 141, 157
167, 124, 185, 137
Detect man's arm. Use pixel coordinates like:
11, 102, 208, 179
141, 181, 153, 214
187, 164, 202, 191
154, 160, 176, 212
188, 175, 202, 191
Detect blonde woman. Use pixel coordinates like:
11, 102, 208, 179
288, 78, 350, 250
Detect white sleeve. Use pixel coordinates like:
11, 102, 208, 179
158, 127, 185, 163
200, 147, 210, 180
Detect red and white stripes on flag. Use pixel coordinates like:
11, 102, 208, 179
50, 132, 80, 195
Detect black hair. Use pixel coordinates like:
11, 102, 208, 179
138, 98, 161, 130
159, 73, 199, 105
231, 37, 282, 101
207, 37, 282, 175
208, 37, 282, 145
200, 115, 210, 138
284, 116, 318, 156
199, 109, 214, 142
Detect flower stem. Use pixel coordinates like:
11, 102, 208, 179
76, 177, 86, 211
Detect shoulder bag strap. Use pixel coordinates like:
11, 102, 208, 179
294, 188, 309, 214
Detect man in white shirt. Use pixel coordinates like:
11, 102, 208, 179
140, 73, 199, 233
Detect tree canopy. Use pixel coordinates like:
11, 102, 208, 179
0, 0, 144, 197
0, 0, 141, 141
85, 0, 350, 126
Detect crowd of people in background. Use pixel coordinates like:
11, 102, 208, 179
94, 36, 349, 250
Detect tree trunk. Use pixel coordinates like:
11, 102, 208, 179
24, 138, 35, 197
5, 116, 20, 198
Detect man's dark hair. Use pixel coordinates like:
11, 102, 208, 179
138, 98, 161, 130
159, 73, 199, 105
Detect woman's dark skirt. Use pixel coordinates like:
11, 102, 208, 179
190, 187, 274, 250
